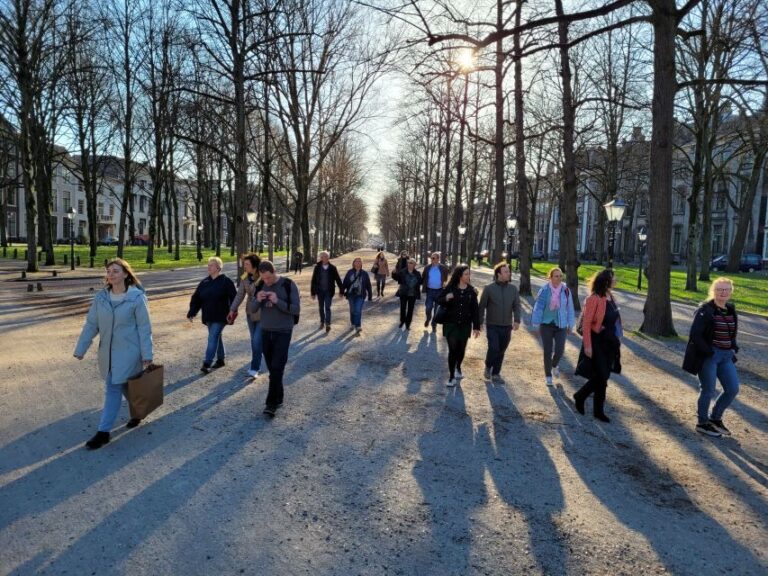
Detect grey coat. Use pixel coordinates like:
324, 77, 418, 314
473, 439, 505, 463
74, 286, 154, 384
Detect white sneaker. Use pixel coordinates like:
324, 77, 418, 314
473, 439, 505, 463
248, 369, 259, 378
552, 366, 560, 378
455, 369, 464, 380
446, 378, 455, 388
545, 376, 553, 386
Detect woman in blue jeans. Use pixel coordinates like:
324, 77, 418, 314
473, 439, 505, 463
341, 257, 373, 336
187, 256, 237, 373
682, 277, 740, 437
74, 258, 153, 449
228, 253, 265, 378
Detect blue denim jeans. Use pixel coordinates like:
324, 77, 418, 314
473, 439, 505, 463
485, 324, 513, 375
425, 288, 442, 325
205, 322, 226, 365
317, 290, 334, 325
697, 347, 740, 424
98, 372, 128, 432
348, 296, 365, 328
246, 316, 264, 371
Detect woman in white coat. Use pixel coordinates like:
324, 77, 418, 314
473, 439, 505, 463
74, 258, 154, 450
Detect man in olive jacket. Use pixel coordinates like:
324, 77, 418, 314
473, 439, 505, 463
478, 262, 521, 382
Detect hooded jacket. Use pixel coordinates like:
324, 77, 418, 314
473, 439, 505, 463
74, 286, 154, 384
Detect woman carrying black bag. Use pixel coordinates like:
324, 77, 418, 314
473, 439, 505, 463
394, 258, 422, 330
573, 269, 622, 423
438, 265, 480, 387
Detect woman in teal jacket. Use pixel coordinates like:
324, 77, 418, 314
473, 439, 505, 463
74, 258, 154, 450
531, 267, 575, 386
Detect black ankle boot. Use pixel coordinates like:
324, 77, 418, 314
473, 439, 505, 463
85, 431, 110, 450
594, 413, 611, 423
573, 394, 585, 415
126, 418, 141, 429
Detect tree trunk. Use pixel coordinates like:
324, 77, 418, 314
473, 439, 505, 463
514, 1, 531, 296
492, 1, 506, 264
641, 1, 677, 337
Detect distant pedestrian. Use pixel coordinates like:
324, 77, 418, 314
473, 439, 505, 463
292, 251, 304, 274
254, 260, 300, 417
573, 269, 622, 423
683, 277, 740, 438
531, 267, 575, 386
310, 250, 344, 333
74, 258, 153, 450
478, 262, 521, 384
438, 265, 480, 387
342, 257, 373, 336
394, 258, 422, 329
394, 250, 409, 274
228, 253, 265, 378
422, 252, 449, 332
187, 256, 237, 374
372, 251, 390, 297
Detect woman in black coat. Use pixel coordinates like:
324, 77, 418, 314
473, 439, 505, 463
394, 258, 422, 330
437, 265, 480, 387
682, 277, 740, 437
187, 256, 237, 373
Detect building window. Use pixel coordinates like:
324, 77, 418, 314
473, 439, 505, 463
62, 194, 71, 212
672, 225, 682, 254
109, 204, 115, 217
715, 190, 727, 211
8, 211, 17, 237
78, 199, 85, 214
712, 223, 725, 255
139, 180, 146, 190
640, 198, 648, 216
52, 190, 58, 212
139, 196, 147, 212
673, 187, 686, 214
98, 202, 104, 216
78, 220, 86, 236
6, 189, 16, 206
138, 218, 146, 234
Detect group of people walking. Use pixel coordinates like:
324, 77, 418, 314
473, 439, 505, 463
74, 251, 744, 450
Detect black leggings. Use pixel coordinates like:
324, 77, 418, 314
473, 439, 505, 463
447, 334, 469, 379
376, 276, 386, 295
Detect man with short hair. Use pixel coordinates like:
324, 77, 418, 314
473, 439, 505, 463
254, 260, 300, 417
422, 252, 449, 332
310, 251, 343, 333
478, 262, 521, 383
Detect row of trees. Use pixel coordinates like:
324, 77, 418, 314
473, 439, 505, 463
0, 0, 389, 271
377, 0, 767, 336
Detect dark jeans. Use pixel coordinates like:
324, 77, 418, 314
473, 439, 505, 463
375, 274, 387, 295
262, 329, 293, 407
574, 377, 608, 417
246, 316, 264, 371
485, 324, 512, 375
316, 290, 334, 325
447, 334, 469, 379
539, 323, 566, 377
424, 288, 442, 325
399, 296, 416, 327
348, 296, 364, 328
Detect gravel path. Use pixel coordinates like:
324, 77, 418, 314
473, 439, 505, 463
1, 250, 766, 575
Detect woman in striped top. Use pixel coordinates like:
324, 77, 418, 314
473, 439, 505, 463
682, 277, 740, 437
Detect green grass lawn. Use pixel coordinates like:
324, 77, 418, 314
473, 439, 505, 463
1, 243, 287, 272
530, 261, 768, 317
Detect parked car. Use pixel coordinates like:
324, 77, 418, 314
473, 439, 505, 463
710, 253, 764, 273
131, 235, 149, 246
532, 249, 546, 260
98, 236, 119, 246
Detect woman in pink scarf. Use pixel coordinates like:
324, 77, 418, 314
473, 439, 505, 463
531, 267, 576, 386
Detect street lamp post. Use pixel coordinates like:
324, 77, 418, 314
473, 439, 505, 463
197, 224, 204, 261
246, 210, 258, 253
285, 222, 292, 273
603, 198, 627, 269
419, 234, 425, 264
458, 224, 467, 266
637, 227, 648, 290
505, 215, 517, 270
66, 207, 76, 271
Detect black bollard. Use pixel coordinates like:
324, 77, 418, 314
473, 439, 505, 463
36, 282, 43, 291
52, 270, 57, 277
21, 271, 26, 279
104, 258, 108, 267
89, 256, 94, 268
27, 284, 33, 292
13, 248, 18, 259
24, 250, 27, 259
76, 255, 81, 267
63, 254, 68, 265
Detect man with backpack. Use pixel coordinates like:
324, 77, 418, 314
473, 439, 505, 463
254, 260, 300, 417
478, 262, 521, 383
